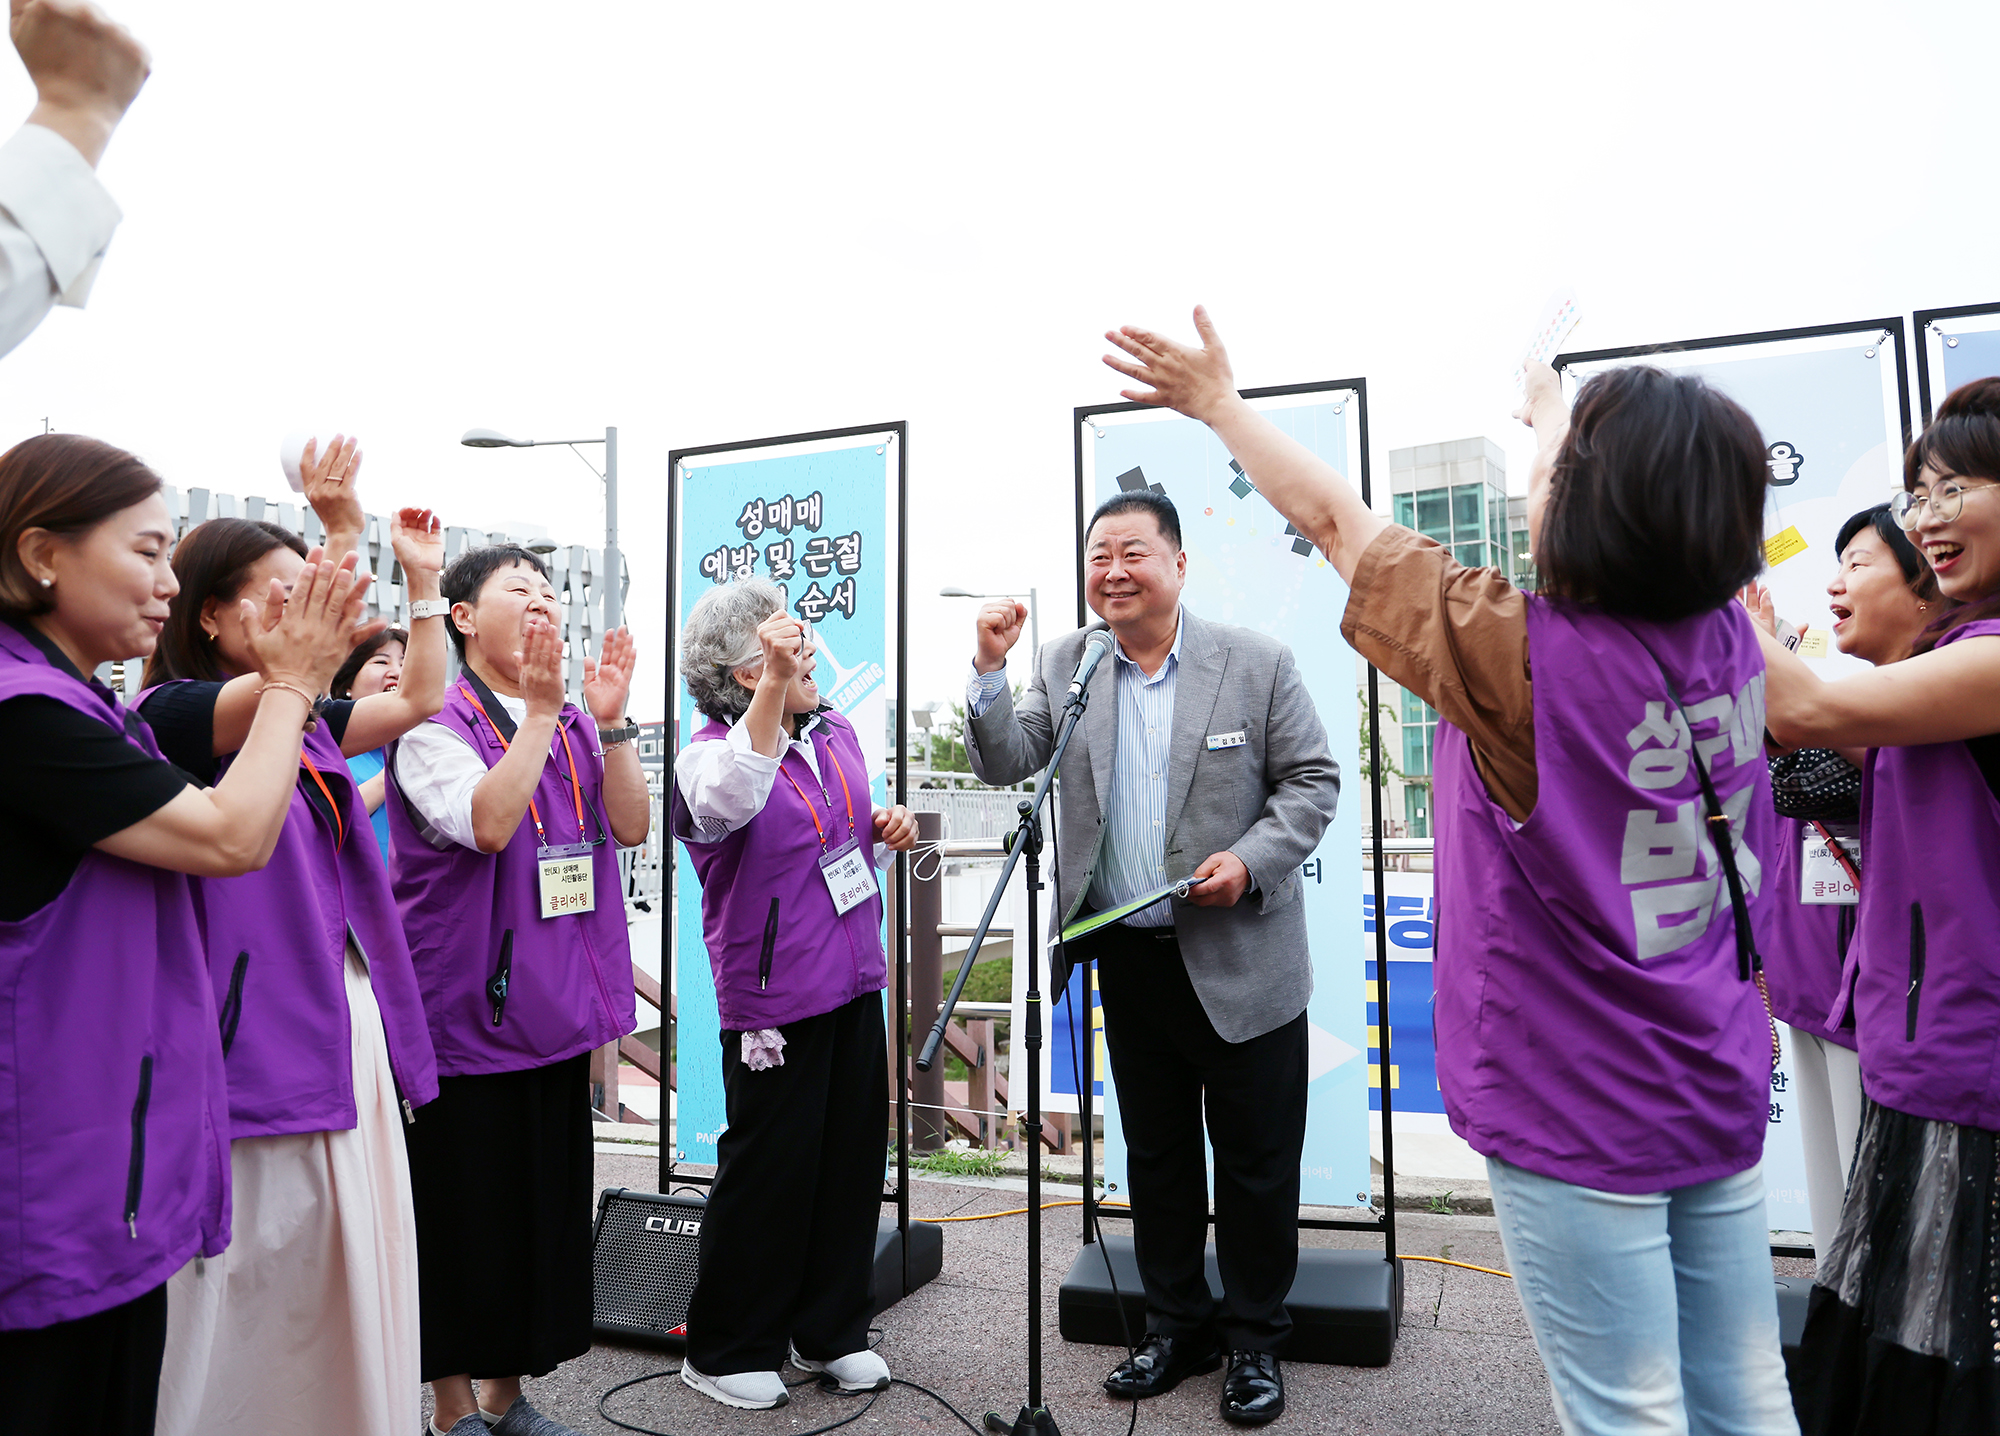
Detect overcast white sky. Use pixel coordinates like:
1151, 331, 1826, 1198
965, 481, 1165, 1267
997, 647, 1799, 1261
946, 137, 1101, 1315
0, 0, 1991, 721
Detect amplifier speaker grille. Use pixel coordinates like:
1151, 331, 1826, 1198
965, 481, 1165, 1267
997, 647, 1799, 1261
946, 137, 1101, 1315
592, 1188, 705, 1345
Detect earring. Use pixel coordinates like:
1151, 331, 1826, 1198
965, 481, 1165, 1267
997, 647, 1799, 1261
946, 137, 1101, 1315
38, 578, 50, 588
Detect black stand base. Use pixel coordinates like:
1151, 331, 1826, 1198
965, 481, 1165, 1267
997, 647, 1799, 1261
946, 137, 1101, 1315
984, 1405, 1062, 1435
1058, 1235, 1404, 1367
870, 1217, 945, 1316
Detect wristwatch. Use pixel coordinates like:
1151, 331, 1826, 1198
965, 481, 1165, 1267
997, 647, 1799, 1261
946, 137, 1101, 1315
408, 598, 448, 621
598, 717, 640, 750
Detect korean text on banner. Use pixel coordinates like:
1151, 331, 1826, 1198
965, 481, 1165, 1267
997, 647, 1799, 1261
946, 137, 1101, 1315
671, 438, 898, 1168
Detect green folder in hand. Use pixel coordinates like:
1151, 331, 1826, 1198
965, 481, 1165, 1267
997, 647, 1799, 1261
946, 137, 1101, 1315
1059, 878, 1194, 943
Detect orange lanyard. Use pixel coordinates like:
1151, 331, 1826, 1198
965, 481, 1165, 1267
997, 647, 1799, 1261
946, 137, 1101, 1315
460, 685, 588, 848
778, 737, 857, 851
299, 753, 345, 851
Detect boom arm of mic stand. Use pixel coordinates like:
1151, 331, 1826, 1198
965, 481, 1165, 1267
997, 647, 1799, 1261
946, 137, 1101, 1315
915, 686, 1091, 1073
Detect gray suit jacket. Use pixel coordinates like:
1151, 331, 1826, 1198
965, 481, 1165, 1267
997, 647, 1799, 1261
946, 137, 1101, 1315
965, 608, 1339, 1042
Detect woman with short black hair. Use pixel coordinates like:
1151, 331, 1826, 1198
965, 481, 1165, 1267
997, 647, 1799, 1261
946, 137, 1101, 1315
334, 627, 410, 861
0, 431, 374, 1436
1761, 379, 2000, 1434
1102, 309, 1797, 1432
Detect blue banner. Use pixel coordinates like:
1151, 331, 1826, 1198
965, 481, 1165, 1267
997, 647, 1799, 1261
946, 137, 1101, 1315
1081, 397, 1372, 1211
672, 438, 896, 1167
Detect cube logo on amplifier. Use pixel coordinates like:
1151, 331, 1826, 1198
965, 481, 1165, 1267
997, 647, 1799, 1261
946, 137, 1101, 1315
593, 1187, 707, 1347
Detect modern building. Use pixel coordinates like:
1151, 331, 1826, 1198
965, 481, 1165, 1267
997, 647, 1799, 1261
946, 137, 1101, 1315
1369, 438, 1535, 839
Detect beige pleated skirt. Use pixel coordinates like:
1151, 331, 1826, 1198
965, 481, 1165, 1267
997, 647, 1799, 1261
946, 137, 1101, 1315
155, 946, 422, 1436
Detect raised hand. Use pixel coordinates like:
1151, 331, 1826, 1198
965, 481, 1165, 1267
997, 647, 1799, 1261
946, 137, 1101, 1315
873, 804, 917, 852
583, 626, 636, 724
1737, 582, 1777, 638
1102, 305, 1238, 423
12, 0, 148, 168
973, 600, 1026, 674
1513, 362, 1564, 428
240, 547, 385, 694
299, 434, 365, 548
753, 611, 804, 687
388, 506, 443, 583
518, 617, 566, 724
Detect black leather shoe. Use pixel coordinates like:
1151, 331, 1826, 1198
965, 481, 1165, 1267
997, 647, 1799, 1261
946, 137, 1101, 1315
1220, 1350, 1284, 1426
1102, 1332, 1223, 1399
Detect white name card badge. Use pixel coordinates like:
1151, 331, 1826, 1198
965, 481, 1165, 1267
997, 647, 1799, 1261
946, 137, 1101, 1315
1206, 730, 1248, 751
1800, 835, 1860, 906
538, 843, 596, 918
819, 838, 878, 916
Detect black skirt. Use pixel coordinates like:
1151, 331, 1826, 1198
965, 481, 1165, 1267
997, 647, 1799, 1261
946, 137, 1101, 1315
404, 1053, 595, 1382
1793, 1097, 2000, 1434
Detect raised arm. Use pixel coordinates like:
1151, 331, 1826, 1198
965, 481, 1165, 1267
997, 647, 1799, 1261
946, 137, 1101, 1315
1759, 624, 2000, 750
98, 552, 385, 874
341, 506, 446, 753
468, 618, 564, 854
13, 0, 148, 169
1103, 306, 1387, 583
584, 626, 650, 848
963, 602, 1056, 786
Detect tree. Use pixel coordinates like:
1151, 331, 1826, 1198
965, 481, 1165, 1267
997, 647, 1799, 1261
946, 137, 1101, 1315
1358, 686, 1406, 787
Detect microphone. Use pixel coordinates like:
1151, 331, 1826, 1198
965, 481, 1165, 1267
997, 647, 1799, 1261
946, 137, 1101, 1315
1063, 629, 1116, 706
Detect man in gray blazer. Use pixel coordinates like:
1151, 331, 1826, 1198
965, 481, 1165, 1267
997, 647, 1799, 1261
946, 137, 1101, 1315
964, 489, 1338, 1427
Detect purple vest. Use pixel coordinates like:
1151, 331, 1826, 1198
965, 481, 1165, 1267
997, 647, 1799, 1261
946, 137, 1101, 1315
142, 683, 439, 1140
1433, 597, 1775, 1194
0, 628, 230, 1330
1850, 618, 2000, 1130
385, 683, 636, 1077
1753, 815, 1856, 1048
669, 713, 887, 1031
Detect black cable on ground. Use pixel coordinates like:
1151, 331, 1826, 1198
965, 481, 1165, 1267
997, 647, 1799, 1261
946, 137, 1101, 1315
596, 1365, 882, 1436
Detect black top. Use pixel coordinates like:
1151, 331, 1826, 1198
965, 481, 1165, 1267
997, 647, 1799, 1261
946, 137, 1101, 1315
138, 680, 352, 786
0, 625, 196, 922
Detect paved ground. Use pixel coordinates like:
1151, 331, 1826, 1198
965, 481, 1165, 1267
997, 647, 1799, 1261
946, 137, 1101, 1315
448, 1152, 1812, 1436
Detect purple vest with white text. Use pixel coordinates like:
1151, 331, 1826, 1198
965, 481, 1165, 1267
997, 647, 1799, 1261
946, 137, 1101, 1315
0, 628, 230, 1330
1851, 618, 2000, 1130
669, 712, 887, 1032
1433, 597, 1774, 1193
385, 684, 636, 1077
1753, 814, 1856, 1048
143, 682, 439, 1140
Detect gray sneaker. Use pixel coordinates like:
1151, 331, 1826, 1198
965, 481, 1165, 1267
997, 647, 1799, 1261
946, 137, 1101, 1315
486, 1398, 585, 1436
429, 1418, 491, 1436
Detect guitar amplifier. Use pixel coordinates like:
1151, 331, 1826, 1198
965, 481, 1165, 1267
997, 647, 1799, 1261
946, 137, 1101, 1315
592, 1188, 706, 1345
591, 1186, 947, 1347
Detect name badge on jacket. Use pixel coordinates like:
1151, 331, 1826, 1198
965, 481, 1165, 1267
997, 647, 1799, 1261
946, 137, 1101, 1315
820, 837, 878, 916
538, 843, 596, 918
1800, 834, 1859, 906
1206, 730, 1248, 751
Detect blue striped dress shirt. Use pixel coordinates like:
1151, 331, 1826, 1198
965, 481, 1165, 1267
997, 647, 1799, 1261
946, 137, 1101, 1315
967, 611, 1184, 927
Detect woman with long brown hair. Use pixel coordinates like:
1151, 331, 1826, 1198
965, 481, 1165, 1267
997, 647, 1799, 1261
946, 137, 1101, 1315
0, 432, 372, 1436
139, 437, 452, 1436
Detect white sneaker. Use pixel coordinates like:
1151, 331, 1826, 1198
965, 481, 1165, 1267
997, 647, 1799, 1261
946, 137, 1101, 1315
680, 1360, 789, 1410
789, 1344, 891, 1392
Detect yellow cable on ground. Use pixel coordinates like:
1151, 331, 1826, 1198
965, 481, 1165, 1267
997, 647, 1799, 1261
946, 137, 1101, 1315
930, 1200, 1133, 1223
1400, 1254, 1513, 1279
921, 1206, 1512, 1281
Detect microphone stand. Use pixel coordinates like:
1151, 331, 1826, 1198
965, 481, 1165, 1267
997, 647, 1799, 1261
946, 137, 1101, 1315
917, 680, 1092, 1436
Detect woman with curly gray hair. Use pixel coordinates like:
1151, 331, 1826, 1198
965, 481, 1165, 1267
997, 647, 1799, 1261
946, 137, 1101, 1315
669, 579, 916, 1412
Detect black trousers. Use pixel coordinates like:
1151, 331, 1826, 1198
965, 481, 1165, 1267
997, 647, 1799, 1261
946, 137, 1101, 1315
0, 1282, 167, 1436
405, 1053, 595, 1382
1093, 925, 1309, 1352
685, 990, 888, 1375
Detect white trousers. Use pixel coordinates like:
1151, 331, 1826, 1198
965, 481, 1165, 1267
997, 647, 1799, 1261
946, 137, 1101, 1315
155, 948, 421, 1436
1785, 1024, 1864, 1260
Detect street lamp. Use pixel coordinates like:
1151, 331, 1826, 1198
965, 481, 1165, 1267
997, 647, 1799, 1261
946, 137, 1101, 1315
940, 584, 1038, 659
460, 426, 622, 631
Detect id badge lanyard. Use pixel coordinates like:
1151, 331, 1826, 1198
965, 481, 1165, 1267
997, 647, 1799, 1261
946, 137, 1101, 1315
460, 685, 599, 919
780, 739, 877, 917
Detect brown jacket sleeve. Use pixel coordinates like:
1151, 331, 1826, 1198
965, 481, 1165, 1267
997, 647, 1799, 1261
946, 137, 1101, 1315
1340, 525, 1537, 823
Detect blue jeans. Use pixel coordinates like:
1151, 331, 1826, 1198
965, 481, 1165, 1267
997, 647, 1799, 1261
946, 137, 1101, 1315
1486, 1157, 1799, 1436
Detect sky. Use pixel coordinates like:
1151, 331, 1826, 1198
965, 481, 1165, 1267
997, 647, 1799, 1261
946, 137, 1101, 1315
0, 0, 1991, 723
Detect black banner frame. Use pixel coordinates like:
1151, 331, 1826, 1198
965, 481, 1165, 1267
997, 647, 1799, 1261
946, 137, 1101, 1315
662, 421, 912, 1252
1914, 301, 2000, 424
1070, 378, 1397, 1264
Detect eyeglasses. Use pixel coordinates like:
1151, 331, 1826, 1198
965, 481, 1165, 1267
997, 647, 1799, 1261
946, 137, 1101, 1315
1891, 476, 2000, 530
